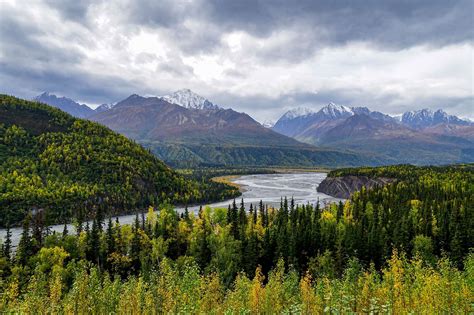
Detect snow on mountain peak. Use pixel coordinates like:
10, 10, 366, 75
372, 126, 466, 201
402, 108, 471, 128
319, 102, 353, 118
161, 89, 220, 110
282, 107, 315, 120
261, 120, 275, 128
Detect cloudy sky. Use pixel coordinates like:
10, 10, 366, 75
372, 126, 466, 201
1, 0, 473, 122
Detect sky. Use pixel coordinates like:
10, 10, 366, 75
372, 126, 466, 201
1, 0, 473, 122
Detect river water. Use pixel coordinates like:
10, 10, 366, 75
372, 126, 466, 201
0, 172, 341, 247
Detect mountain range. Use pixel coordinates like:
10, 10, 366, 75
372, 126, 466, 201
33, 90, 473, 166
273, 103, 474, 164
88, 91, 376, 167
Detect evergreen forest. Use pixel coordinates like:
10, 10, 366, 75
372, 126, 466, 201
1, 164, 472, 313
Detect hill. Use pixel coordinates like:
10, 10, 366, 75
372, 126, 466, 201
0, 95, 238, 226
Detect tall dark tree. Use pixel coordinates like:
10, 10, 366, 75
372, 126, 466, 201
3, 223, 12, 261
16, 214, 32, 265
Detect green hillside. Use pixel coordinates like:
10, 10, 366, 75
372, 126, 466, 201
142, 141, 386, 168
0, 95, 238, 226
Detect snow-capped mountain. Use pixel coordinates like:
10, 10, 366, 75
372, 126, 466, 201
273, 103, 353, 137
261, 120, 275, 128
34, 92, 94, 118
161, 89, 220, 110
402, 108, 471, 129
280, 107, 315, 120
94, 103, 114, 114
318, 102, 353, 119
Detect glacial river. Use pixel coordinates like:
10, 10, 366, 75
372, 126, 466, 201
0, 172, 341, 247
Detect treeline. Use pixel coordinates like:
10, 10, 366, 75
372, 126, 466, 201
0, 95, 239, 227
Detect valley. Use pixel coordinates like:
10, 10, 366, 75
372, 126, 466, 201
2, 1, 472, 312
0, 172, 341, 247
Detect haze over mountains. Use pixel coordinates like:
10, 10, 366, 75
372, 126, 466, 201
33, 90, 473, 166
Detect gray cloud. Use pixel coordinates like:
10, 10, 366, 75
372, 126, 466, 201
117, 0, 473, 61
0, 0, 472, 120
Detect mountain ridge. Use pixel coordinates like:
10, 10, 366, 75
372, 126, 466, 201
272, 103, 474, 165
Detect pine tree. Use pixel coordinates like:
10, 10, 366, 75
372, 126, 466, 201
3, 223, 12, 261
184, 205, 190, 222
238, 198, 247, 236
231, 199, 239, 238
259, 200, 265, 226
88, 217, 101, 266
16, 214, 32, 265
106, 217, 115, 256
62, 222, 68, 238
130, 213, 141, 272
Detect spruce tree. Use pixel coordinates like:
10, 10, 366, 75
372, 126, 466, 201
16, 214, 32, 265
62, 222, 68, 238
130, 213, 141, 272
259, 200, 265, 226
3, 223, 12, 262
106, 217, 115, 256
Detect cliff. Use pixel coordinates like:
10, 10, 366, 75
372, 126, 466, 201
317, 175, 395, 199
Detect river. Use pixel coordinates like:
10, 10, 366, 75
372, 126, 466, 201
0, 172, 341, 247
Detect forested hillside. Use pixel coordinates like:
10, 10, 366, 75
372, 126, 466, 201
1, 164, 472, 313
0, 95, 239, 227
146, 142, 381, 168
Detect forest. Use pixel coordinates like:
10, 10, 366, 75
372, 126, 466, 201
1, 164, 472, 313
0, 95, 240, 227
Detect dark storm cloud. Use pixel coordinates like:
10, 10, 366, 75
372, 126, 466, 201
119, 0, 473, 60
209, 0, 473, 46
43, 0, 95, 22
0, 60, 142, 105
0, 0, 472, 117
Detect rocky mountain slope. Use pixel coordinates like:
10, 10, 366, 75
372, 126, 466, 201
317, 175, 396, 199
161, 88, 220, 110
272, 103, 474, 164
90, 92, 380, 167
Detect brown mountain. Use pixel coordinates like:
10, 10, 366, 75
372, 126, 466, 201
91, 94, 305, 146
90, 94, 382, 167
318, 114, 474, 164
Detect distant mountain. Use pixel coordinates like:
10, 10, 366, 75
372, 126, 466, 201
161, 88, 220, 110
94, 103, 114, 114
272, 103, 474, 165
90, 93, 380, 167
401, 108, 471, 129
34, 92, 95, 118
274, 103, 367, 141
261, 120, 275, 128
320, 114, 407, 143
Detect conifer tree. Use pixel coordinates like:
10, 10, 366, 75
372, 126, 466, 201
16, 214, 32, 265
130, 213, 141, 271
3, 223, 12, 261
106, 217, 115, 256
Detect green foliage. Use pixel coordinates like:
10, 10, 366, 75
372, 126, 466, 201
146, 142, 384, 168
1, 249, 472, 313
0, 95, 239, 227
